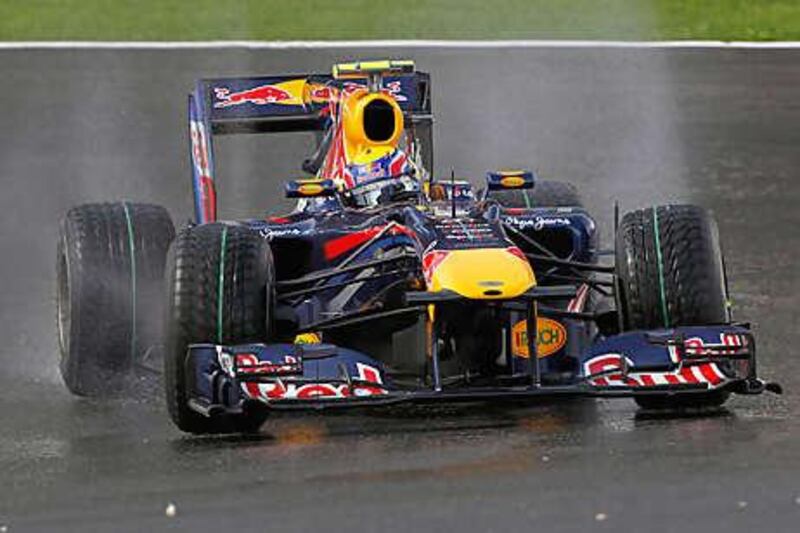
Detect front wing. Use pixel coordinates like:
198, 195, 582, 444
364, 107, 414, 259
183, 324, 778, 417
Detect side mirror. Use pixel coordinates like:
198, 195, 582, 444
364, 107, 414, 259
486, 170, 535, 191
285, 178, 337, 199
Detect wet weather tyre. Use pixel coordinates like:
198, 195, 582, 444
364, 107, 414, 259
615, 205, 731, 409
57, 202, 175, 396
164, 223, 273, 434
491, 180, 582, 208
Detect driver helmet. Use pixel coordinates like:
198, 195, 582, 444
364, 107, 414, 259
343, 148, 418, 207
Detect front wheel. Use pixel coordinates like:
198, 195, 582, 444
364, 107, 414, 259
164, 223, 274, 434
615, 204, 731, 410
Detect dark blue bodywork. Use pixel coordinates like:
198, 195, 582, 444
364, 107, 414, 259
180, 68, 775, 417
182, 199, 768, 414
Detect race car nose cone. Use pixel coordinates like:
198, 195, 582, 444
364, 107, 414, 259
425, 247, 535, 299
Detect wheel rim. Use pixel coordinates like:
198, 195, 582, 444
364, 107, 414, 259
57, 248, 71, 357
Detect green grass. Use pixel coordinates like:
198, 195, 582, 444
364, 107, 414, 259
0, 0, 798, 41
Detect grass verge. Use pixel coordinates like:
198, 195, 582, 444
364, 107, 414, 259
0, 0, 798, 41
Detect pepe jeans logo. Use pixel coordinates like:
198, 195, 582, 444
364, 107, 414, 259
503, 216, 572, 231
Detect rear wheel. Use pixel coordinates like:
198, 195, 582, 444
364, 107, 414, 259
165, 223, 273, 434
615, 205, 731, 409
57, 202, 174, 396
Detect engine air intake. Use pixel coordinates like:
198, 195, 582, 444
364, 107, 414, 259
363, 99, 396, 142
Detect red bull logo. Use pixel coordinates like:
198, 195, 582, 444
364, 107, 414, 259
306, 82, 407, 103
213, 84, 294, 108
307, 84, 336, 103
240, 362, 387, 401
214, 79, 408, 109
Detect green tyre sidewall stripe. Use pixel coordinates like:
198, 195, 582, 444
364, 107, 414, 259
217, 226, 228, 344
651, 207, 670, 328
121, 202, 137, 361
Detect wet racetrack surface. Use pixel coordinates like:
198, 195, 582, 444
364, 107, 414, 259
0, 47, 798, 531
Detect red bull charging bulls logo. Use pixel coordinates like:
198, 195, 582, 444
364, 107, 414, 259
213, 79, 408, 109
213, 84, 294, 107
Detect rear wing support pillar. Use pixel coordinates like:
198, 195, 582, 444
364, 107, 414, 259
188, 83, 217, 224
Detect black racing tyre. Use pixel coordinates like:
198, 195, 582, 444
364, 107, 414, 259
57, 202, 175, 396
164, 223, 273, 434
491, 180, 582, 208
615, 204, 731, 409
616, 205, 729, 330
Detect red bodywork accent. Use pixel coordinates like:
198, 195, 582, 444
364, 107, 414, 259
388, 151, 408, 176
200, 176, 217, 222
567, 284, 590, 313
698, 364, 724, 385
422, 250, 451, 286
664, 374, 681, 385
506, 246, 528, 262
323, 224, 416, 261
679, 366, 699, 384
640, 374, 656, 387
213, 85, 293, 107
324, 226, 384, 260
296, 384, 338, 399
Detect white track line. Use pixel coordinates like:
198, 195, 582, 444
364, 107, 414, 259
0, 40, 799, 50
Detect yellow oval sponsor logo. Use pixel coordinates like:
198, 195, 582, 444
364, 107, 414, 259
511, 317, 567, 358
298, 183, 324, 196
500, 176, 526, 188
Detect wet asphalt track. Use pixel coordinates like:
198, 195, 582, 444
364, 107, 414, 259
0, 46, 799, 532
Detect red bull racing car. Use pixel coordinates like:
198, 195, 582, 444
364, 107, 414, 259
56, 60, 780, 434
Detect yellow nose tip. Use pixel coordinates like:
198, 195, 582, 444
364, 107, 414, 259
426, 247, 535, 299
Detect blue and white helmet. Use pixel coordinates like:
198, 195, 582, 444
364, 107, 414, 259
344, 148, 418, 207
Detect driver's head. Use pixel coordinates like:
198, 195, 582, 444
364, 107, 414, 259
344, 174, 419, 208
340, 148, 417, 208
429, 183, 447, 202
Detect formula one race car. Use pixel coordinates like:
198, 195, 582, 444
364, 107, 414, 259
56, 59, 780, 434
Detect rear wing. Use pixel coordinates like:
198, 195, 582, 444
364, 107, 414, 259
188, 70, 432, 223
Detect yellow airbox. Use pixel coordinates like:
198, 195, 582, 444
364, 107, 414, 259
341, 89, 404, 165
